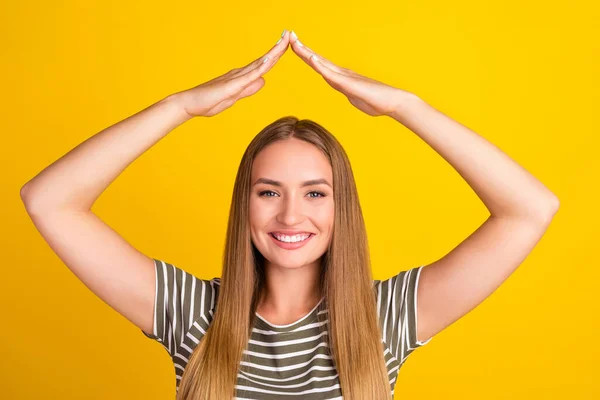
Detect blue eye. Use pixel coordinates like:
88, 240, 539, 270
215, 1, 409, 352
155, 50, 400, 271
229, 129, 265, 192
259, 190, 277, 197
308, 191, 326, 198
258, 190, 326, 198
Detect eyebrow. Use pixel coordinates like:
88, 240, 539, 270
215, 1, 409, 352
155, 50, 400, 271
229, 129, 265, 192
253, 177, 332, 188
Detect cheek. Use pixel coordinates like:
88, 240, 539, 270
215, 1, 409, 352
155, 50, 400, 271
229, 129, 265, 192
315, 202, 335, 228
249, 197, 271, 224
248, 198, 274, 242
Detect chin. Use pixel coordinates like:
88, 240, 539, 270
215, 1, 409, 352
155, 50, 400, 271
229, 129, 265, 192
276, 262, 307, 270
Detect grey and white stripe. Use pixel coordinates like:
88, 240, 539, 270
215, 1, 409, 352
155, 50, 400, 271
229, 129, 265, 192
142, 259, 433, 399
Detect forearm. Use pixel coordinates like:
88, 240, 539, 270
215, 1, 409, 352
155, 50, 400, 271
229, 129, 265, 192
21, 92, 192, 213
388, 91, 559, 222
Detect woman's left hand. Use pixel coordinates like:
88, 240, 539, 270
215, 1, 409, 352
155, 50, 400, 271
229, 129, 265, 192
289, 32, 410, 117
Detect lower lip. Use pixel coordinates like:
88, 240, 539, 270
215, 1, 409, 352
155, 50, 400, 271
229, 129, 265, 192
269, 233, 315, 250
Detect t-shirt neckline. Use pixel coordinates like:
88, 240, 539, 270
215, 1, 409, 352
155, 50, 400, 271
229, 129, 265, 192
254, 297, 325, 331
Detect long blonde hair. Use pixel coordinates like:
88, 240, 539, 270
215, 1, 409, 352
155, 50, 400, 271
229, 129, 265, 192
177, 116, 391, 399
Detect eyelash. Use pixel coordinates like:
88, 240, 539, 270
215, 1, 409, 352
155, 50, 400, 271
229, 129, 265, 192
258, 190, 326, 199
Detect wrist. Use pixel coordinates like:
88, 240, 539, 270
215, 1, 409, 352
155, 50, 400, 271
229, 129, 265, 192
162, 91, 195, 123
388, 90, 422, 121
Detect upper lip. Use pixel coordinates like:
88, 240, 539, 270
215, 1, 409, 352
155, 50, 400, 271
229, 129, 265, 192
270, 230, 315, 236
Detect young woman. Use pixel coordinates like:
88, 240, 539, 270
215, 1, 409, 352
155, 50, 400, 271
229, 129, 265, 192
20, 29, 559, 399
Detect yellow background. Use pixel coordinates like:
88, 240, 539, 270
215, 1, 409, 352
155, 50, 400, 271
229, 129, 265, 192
2, 0, 598, 398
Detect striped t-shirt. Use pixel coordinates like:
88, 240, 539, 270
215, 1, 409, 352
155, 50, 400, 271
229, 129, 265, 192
142, 258, 433, 399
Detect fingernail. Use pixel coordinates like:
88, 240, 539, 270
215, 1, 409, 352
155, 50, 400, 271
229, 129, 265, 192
296, 39, 304, 47
276, 29, 286, 44
291, 30, 298, 40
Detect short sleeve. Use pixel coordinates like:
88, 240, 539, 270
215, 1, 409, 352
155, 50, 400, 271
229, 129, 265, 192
142, 258, 221, 358
373, 265, 433, 365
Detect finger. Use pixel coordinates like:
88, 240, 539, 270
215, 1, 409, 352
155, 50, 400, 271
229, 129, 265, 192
316, 62, 352, 93
230, 30, 291, 79
287, 37, 349, 89
219, 31, 289, 96
204, 78, 265, 116
289, 33, 348, 75
234, 77, 266, 100
297, 51, 351, 94
222, 50, 278, 97
210, 30, 289, 85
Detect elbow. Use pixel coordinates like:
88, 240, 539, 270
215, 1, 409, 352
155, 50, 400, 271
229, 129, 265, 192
517, 195, 560, 226
546, 195, 560, 216
536, 195, 560, 225
20, 182, 38, 211
20, 183, 30, 204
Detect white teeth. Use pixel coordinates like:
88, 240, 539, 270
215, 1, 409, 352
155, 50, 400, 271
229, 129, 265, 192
272, 233, 311, 243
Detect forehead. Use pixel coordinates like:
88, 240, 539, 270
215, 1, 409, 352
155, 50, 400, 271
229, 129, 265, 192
251, 138, 332, 182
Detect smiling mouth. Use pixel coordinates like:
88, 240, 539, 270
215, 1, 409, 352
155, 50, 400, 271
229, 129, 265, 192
269, 233, 315, 243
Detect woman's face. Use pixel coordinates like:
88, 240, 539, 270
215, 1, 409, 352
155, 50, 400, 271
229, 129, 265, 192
250, 138, 334, 269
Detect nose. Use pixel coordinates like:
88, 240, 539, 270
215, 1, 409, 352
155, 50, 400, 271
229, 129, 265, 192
275, 193, 305, 226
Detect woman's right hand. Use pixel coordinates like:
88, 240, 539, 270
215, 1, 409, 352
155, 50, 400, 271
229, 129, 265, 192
176, 30, 292, 118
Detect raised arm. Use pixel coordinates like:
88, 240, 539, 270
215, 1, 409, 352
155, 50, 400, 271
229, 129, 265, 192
20, 29, 292, 335
20, 94, 191, 213
287, 33, 559, 344
20, 92, 194, 336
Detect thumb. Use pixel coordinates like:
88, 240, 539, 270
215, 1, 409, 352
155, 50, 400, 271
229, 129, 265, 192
233, 77, 266, 101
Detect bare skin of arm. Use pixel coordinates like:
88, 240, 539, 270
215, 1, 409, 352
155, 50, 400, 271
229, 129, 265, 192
21, 94, 192, 335
287, 32, 559, 344
20, 30, 293, 335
